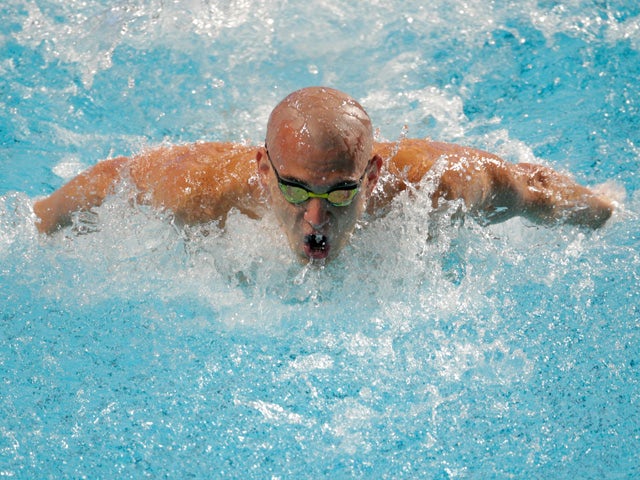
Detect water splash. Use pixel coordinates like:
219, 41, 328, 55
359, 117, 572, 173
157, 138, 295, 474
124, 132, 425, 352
2, 0, 639, 477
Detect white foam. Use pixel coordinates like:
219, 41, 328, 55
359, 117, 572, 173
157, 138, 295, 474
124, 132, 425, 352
362, 86, 468, 141
530, 1, 640, 50
5, 0, 629, 334
51, 157, 88, 180
2, 1, 639, 475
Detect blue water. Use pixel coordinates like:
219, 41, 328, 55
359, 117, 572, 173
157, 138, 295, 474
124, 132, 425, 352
1, 0, 639, 478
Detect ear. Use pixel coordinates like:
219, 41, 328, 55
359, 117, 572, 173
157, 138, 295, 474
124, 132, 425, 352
364, 154, 383, 195
256, 147, 270, 187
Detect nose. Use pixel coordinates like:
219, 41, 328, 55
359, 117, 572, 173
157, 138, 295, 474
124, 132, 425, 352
303, 198, 329, 229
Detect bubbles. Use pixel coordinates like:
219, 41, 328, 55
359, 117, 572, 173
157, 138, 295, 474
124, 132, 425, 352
0, 192, 39, 265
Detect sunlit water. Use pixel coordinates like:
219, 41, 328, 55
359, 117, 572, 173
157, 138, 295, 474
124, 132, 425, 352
1, 0, 639, 478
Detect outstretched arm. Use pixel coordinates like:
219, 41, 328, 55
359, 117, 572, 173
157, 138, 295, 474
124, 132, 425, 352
381, 139, 614, 228
33, 142, 261, 234
494, 162, 613, 227
437, 157, 613, 228
33, 156, 130, 233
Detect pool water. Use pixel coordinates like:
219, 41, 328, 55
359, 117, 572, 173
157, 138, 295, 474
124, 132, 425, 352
1, 0, 639, 478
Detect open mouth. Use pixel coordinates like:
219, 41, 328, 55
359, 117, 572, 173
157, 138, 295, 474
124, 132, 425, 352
304, 233, 330, 259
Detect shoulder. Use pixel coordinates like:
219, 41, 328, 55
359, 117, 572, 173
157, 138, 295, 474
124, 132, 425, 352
131, 141, 257, 170
130, 142, 258, 189
369, 138, 509, 209
128, 141, 262, 222
373, 138, 456, 183
374, 138, 503, 179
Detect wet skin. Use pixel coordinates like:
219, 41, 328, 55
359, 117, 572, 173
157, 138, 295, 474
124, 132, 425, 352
32, 87, 615, 264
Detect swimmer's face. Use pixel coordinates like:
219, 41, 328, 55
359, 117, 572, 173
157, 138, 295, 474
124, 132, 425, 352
260, 87, 381, 263
258, 143, 381, 263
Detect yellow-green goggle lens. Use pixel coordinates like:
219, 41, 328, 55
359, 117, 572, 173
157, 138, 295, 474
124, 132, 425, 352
279, 184, 358, 207
324, 188, 358, 206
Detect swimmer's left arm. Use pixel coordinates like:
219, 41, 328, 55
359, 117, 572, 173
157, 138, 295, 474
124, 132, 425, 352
500, 162, 613, 227
433, 148, 614, 228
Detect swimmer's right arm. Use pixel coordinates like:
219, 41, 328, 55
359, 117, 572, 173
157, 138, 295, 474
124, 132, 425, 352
33, 157, 130, 234
33, 142, 260, 234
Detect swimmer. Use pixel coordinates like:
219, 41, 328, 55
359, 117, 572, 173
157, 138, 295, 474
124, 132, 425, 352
33, 87, 614, 263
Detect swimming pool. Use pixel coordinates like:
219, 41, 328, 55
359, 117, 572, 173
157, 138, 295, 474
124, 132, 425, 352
1, 0, 639, 477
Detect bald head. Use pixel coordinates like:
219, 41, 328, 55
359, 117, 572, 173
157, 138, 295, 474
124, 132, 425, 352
266, 87, 374, 167
259, 88, 383, 263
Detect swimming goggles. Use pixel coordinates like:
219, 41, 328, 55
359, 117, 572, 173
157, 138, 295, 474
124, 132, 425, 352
265, 147, 365, 207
